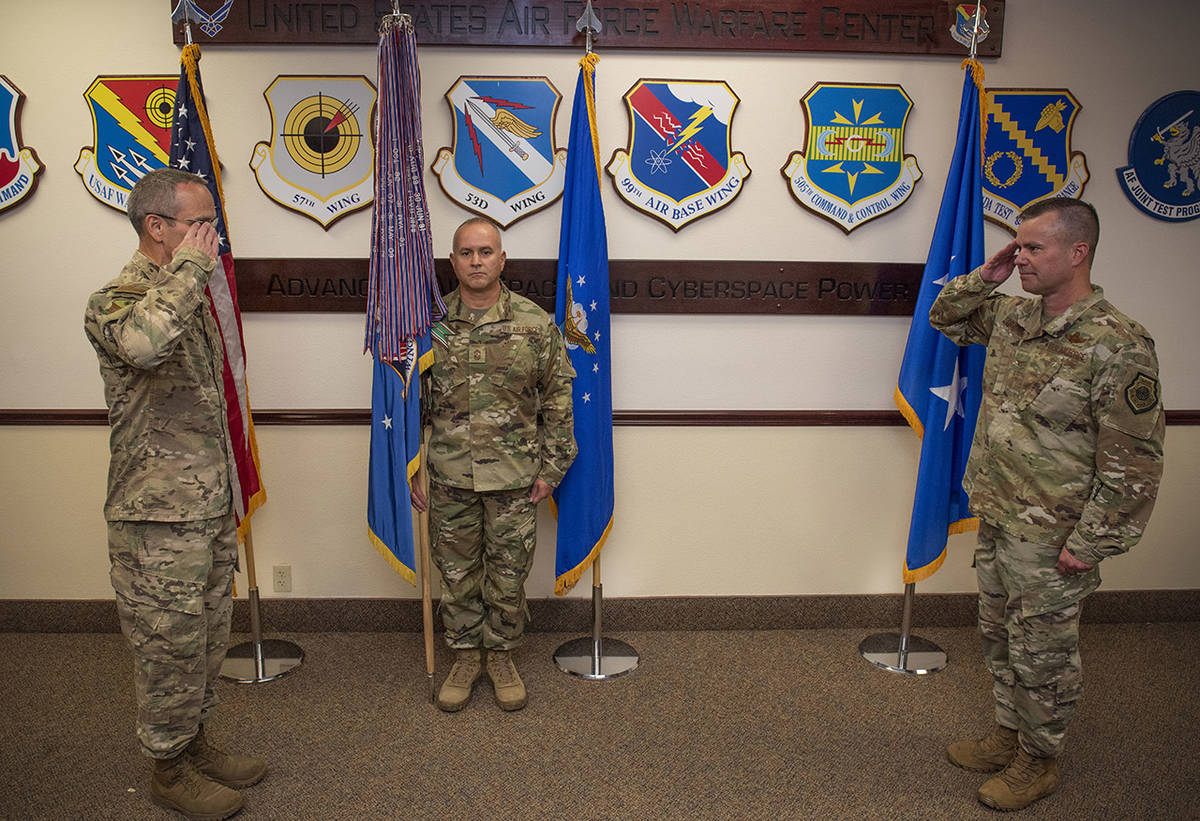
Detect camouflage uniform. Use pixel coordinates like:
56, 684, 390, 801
426, 285, 576, 650
931, 268, 1164, 757
85, 249, 237, 759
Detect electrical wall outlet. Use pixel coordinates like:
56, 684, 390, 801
272, 564, 292, 593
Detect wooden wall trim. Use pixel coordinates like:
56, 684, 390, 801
4, 409, 1200, 426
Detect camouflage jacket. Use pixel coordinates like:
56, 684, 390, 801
426, 285, 577, 492
84, 249, 233, 522
930, 269, 1164, 565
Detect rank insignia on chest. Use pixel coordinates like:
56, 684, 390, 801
75, 75, 177, 212
1125, 373, 1159, 414
0, 75, 42, 215
781, 83, 921, 233
981, 88, 1090, 232
606, 78, 751, 231
431, 76, 567, 227
1116, 90, 1200, 223
249, 75, 377, 229
469, 346, 486, 363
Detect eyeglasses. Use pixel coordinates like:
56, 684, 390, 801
148, 212, 219, 227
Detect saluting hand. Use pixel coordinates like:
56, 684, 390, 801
980, 239, 1019, 283
178, 220, 220, 260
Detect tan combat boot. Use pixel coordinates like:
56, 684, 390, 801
151, 753, 243, 820
437, 648, 482, 712
486, 649, 527, 711
947, 724, 1018, 772
186, 724, 267, 788
977, 747, 1060, 811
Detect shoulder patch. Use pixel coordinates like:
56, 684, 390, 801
1125, 372, 1159, 414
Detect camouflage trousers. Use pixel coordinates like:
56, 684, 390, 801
108, 514, 237, 759
430, 482, 537, 651
975, 521, 1100, 758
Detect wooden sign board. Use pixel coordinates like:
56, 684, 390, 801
170, 0, 1004, 56
234, 257, 922, 315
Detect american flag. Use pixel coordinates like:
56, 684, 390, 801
170, 44, 266, 534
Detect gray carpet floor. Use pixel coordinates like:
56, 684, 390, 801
1, 624, 1197, 820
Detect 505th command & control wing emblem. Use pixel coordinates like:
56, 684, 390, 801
249, 75, 377, 229
431, 76, 566, 227
781, 83, 921, 233
982, 88, 1089, 232
75, 75, 176, 212
1117, 90, 1200, 223
607, 78, 751, 231
0, 75, 43, 215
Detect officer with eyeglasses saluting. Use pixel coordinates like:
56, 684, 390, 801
84, 168, 265, 820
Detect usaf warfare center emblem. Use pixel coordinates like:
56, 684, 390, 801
1117, 90, 1200, 223
249, 76, 377, 229
0, 75, 43, 215
607, 79, 751, 231
75, 75, 176, 212
431, 76, 566, 227
781, 83, 921, 233
982, 88, 1089, 232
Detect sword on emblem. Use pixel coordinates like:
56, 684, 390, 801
465, 98, 530, 161
1155, 109, 1194, 140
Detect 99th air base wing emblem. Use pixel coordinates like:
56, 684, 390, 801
607, 79, 751, 231
982, 88, 1089, 232
781, 83, 921, 233
0, 75, 43, 215
249, 75, 377, 229
1117, 90, 1200, 223
431, 76, 566, 227
75, 75, 176, 212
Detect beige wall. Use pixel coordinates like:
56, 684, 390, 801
2, 424, 1198, 599
2, 1, 1198, 601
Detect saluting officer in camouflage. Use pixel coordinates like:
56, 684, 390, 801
411, 217, 576, 713
930, 199, 1164, 811
84, 168, 266, 820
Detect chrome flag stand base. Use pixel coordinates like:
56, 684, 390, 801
220, 586, 304, 683
554, 561, 639, 680
859, 583, 946, 675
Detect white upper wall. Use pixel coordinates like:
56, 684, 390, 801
1, 0, 1198, 412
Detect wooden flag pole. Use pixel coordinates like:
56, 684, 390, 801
415, 431, 436, 701
220, 522, 305, 683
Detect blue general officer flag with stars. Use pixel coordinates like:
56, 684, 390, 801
367, 338, 430, 585
894, 64, 987, 583
553, 54, 614, 596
